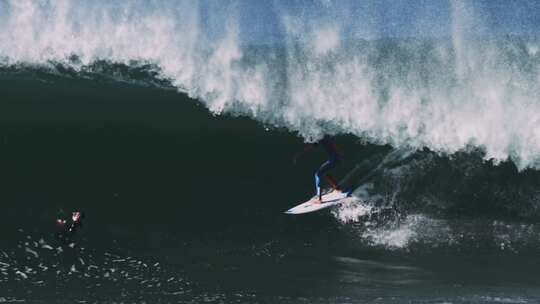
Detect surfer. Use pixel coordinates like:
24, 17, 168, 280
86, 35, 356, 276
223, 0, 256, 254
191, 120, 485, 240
294, 136, 342, 202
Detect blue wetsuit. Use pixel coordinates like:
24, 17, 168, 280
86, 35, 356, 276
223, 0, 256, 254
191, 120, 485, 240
314, 137, 341, 198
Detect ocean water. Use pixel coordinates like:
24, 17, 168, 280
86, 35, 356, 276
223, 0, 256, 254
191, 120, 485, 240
2, 1, 540, 303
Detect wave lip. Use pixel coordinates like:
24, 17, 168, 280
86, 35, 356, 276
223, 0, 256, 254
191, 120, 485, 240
2, 0, 540, 169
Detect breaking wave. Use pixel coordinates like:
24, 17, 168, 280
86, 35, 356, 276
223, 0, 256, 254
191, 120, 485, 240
1, 0, 540, 169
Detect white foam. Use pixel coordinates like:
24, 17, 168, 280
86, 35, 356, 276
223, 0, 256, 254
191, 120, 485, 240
25, 247, 38, 258
15, 270, 27, 279
331, 198, 372, 223
362, 220, 417, 249
1, 1, 540, 169
311, 25, 341, 55
359, 214, 448, 250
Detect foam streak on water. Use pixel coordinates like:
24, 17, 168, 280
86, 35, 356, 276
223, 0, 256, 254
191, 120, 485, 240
1, 0, 540, 168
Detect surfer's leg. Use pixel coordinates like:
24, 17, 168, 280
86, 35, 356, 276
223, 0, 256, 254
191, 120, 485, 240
315, 159, 336, 199
314, 173, 322, 200
325, 175, 339, 190
322, 158, 341, 190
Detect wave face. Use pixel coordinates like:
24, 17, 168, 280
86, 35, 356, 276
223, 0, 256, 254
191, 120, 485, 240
3, 52, 540, 303
2, 0, 540, 169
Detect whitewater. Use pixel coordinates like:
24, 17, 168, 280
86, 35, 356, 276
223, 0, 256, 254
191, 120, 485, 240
1, 0, 540, 169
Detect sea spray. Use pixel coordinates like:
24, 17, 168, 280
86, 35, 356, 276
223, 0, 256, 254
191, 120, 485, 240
1, 0, 540, 168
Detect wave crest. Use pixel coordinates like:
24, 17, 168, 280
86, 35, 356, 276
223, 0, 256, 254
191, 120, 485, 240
2, 0, 540, 168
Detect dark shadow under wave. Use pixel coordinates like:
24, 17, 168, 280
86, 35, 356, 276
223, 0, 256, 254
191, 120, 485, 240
3, 66, 540, 303
2, 65, 540, 232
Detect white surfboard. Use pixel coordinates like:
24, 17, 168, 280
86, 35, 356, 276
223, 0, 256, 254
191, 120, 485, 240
285, 190, 350, 215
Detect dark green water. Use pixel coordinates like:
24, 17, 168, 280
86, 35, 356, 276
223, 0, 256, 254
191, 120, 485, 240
2, 70, 540, 303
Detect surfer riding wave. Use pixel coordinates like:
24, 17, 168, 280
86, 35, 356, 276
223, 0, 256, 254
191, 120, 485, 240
294, 136, 343, 203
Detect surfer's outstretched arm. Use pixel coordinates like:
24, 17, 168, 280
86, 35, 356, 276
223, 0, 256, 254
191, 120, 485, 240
293, 143, 315, 164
